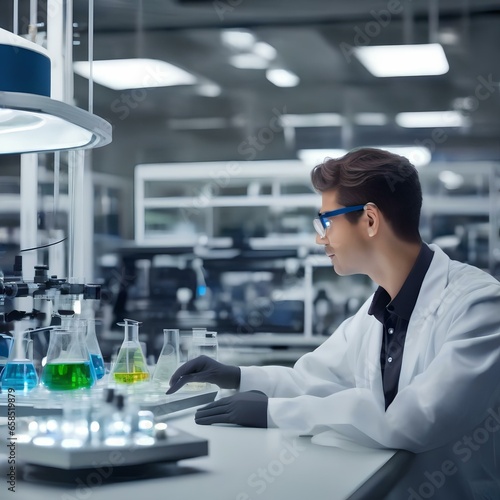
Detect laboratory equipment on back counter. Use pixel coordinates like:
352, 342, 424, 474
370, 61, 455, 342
0, 329, 38, 392
110, 318, 150, 384
41, 328, 95, 391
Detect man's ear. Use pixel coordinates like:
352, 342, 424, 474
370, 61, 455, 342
364, 203, 379, 237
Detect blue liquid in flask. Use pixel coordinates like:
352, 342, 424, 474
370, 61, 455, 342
90, 353, 105, 379
1, 361, 38, 391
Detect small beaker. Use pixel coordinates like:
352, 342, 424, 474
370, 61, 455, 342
189, 329, 218, 360
0, 330, 38, 392
152, 329, 180, 387
184, 328, 218, 391
41, 328, 95, 391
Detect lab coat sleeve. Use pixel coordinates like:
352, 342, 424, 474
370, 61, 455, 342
266, 283, 500, 453
239, 312, 361, 398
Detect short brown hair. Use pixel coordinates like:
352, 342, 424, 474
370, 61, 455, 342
310, 148, 422, 243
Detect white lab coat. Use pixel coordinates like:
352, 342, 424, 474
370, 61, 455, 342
239, 244, 500, 496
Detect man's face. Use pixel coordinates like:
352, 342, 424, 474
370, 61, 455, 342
315, 190, 369, 276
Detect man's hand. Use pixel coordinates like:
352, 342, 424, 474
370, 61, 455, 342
195, 391, 268, 428
166, 355, 241, 394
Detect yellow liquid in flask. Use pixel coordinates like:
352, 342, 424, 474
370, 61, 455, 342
112, 347, 150, 384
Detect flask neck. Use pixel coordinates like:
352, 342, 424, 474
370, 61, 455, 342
11, 331, 29, 361
123, 324, 139, 343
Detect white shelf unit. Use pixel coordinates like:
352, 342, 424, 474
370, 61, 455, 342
134, 160, 318, 246
134, 160, 499, 244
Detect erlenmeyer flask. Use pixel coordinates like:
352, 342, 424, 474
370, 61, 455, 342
152, 329, 180, 387
61, 317, 98, 384
41, 328, 95, 390
85, 319, 105, 379
110, 319, 150, 384
0, 330, 38, 392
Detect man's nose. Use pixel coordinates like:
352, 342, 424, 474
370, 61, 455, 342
315, 233, 327, 245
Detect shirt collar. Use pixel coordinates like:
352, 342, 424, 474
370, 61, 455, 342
368, 243, 434, 322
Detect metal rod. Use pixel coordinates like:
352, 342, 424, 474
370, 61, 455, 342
64, 0, 74, 104
67, 149, 86, 281
88, 0, 94, 114
29, 0, 37, 41
53, 152, 60, 220
429, 0, 439, 44
403, 1, 413, 45
13, 0, 18, 35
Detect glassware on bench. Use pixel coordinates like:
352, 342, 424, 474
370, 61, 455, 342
110, 319, 150, 384
0, 329, 37, 392
153, 328, 180, 389
41, 327, 95, 391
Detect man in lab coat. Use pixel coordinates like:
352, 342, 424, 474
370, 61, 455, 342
168, 148, 500, 498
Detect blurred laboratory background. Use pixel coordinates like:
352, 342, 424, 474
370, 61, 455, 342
1, 0, 500, 366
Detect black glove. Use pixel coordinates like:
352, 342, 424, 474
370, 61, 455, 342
166, 355, 241, 394
195, 391, 268, 428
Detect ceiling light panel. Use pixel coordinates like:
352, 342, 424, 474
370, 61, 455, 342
396, 111, 465, 128
229, 54, 269, 70
353, 113, 388, 126
253, 42, 277, 61
266, 69, 300, 87
354, 43, 449, 77
298, 146, 431, 168
281, 113, 343, 127
221, 30, 256, 51
73, 59, 197, 90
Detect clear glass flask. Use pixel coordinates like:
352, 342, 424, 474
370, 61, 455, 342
41, 328, 95, 391
0, 330, 38, 392
152, 329, 180, 387
61, 317, 98, 384
85, 319, 105, 379
110, 319, 150, 384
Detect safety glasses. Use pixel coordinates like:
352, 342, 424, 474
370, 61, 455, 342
313, 204, 366, 238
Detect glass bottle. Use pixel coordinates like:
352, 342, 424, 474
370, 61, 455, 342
41, 328, 95, 391
85, 319, 105, 379
0, 329, 38, 392
110, 319, 150, 384
152, 329, 180, 388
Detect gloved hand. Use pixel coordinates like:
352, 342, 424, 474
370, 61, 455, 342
195, 390, 268, 428
166, 355, 241, 394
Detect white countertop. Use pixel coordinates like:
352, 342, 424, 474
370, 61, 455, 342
0, 410, 403, 500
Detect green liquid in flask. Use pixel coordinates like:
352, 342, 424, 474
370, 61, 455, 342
43, 362, 94, 390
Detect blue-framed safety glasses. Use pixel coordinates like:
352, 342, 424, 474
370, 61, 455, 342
313, 204, 366, 238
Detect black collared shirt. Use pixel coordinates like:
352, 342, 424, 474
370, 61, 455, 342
368, 243, 434, 410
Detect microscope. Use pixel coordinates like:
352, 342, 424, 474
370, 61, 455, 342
0, 255, 100, 327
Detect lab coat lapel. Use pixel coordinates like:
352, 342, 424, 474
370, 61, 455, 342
398, 244, 450, 389
356, 314, 384, 400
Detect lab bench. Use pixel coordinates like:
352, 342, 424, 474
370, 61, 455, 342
0, 408, 413, 500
